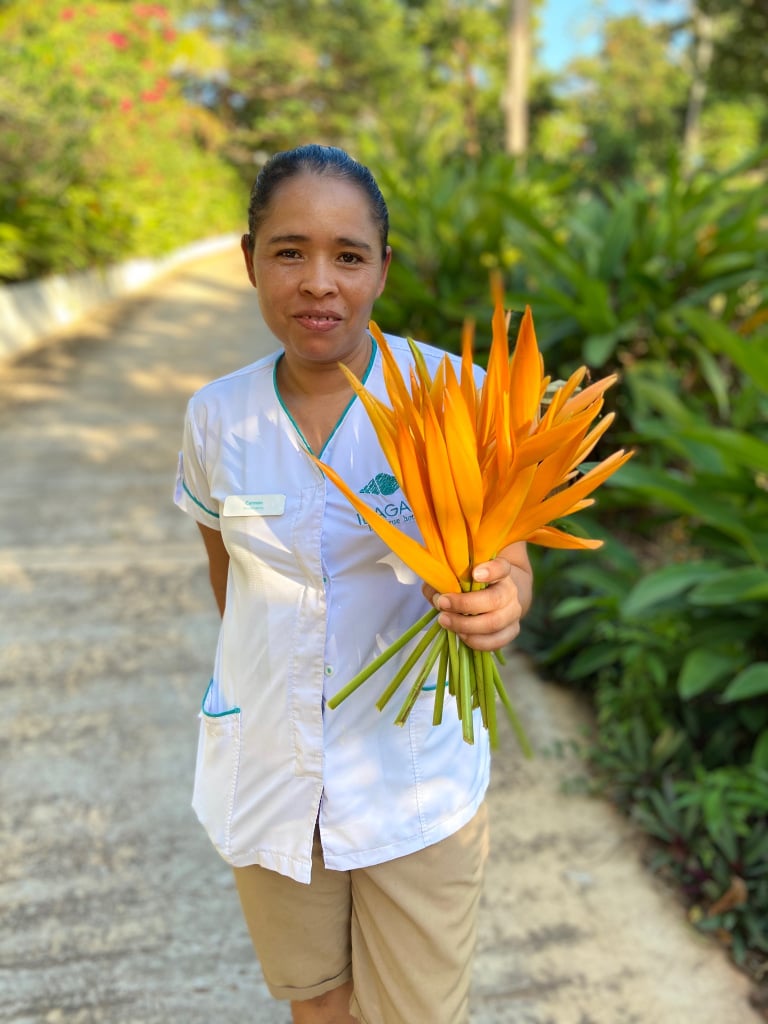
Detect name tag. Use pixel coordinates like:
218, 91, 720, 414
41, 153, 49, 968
223, 494, 286, 517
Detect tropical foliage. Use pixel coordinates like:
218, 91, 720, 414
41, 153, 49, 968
504, 151, 767, 971
370, 140, 767, 972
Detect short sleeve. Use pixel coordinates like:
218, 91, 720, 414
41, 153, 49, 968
173, 397, 221, 530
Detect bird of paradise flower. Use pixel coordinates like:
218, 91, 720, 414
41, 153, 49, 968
312, 282, 633, 752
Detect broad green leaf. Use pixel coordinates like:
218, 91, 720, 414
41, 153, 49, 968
689, 567, 768, 606
685, 337, 730, 419
707, 812, 739, 863
576, 279, 617, 334
584, 332, 620, 366
597, 194, 635, 277
677, 425, 768, 475
558, 561, 629, 598
626, 369, 691, 421
621, 561, 725, 619
677, 649, 743, 700
610, 464, 760, 557
700, 251, 759, 278
646, 651, 669, 688
621, 370, 768, 473
753, 731, 768, 771
677, 307, 768, 392
721, 663, 768, 703
651, 727, 686, 765
565, 644, 620, 681
552, 596, 601, 619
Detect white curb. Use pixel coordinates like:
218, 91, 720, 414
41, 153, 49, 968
0, 233, 240, 362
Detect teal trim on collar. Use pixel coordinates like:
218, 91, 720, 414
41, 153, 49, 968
273, 335, 378, 458
273, 356, 310, 452
183, 479, 220, 519
361, 333, 378, 383
201, 678, 241, 718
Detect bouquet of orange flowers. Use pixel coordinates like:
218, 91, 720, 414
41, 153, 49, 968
312, 282, 632, 752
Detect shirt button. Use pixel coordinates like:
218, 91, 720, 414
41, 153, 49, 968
324, 665, 334, 676
322, 575, 328, 584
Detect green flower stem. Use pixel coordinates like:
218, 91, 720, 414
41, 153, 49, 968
483, 651, 499, 750
326, 603, 531, 757
446, 627, 460, 697
490, 657, 533, 759
375, 618, 444, 712
433, 640, 449, 726
327, 607, 438, 709
458, 640, 475, 745
472, 647, 488, 728
394, 629, 447, 725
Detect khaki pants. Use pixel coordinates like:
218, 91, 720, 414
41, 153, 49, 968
233, 804, 489, 1024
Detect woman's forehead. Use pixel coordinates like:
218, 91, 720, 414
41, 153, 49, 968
261, 173, 377, 229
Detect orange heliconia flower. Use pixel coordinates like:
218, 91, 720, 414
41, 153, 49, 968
312, 293, 633, 751
314, 298, 633, 595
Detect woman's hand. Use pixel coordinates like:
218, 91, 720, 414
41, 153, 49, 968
422, 542, 533, 652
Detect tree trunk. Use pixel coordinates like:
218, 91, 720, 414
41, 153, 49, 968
505, 0, 530, 158
683, 4, 716, 172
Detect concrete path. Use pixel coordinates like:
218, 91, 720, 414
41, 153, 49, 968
0, 247, 761, 1023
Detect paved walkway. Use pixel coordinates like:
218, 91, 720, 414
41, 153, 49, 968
0, 248, 761, 1023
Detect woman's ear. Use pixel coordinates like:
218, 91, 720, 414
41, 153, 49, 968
376, 245, 393, 298
241, 234, 257, 288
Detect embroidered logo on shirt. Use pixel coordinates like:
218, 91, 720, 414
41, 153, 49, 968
355, 472, 414, 530
359, 473, 400, 497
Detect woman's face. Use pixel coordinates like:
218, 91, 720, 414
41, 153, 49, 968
243, 173, 391, 372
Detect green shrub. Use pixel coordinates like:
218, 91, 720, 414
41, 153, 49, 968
374, 152, 571, 355
0, 0, 243, 282
512, 152, 767, 967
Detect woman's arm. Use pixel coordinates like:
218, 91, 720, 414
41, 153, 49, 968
197, 523, 230, 617
423, 541, 533, 652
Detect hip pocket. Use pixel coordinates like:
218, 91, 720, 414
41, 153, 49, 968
192, 679, 242, 859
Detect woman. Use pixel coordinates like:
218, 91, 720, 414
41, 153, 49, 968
174, 144, 533, 1024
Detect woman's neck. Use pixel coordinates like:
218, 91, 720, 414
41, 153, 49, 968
275, 337, 373, 454
277, 334, 373, 399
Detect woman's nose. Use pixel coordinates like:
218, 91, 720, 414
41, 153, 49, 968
300, 259, 338, 295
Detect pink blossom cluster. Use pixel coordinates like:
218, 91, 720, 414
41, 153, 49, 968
60, 4, 98, 18
133, 3, 169, 18
57, 0, 179, 111
120, 75, 170, 110
142, 76, 170, 102
107, 31, 130, 49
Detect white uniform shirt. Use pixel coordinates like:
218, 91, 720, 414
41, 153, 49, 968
174, 333, 490, 883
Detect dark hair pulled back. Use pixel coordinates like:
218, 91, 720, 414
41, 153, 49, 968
246, 144, 389, 258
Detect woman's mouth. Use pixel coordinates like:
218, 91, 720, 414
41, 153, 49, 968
295, 312, 342, 332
